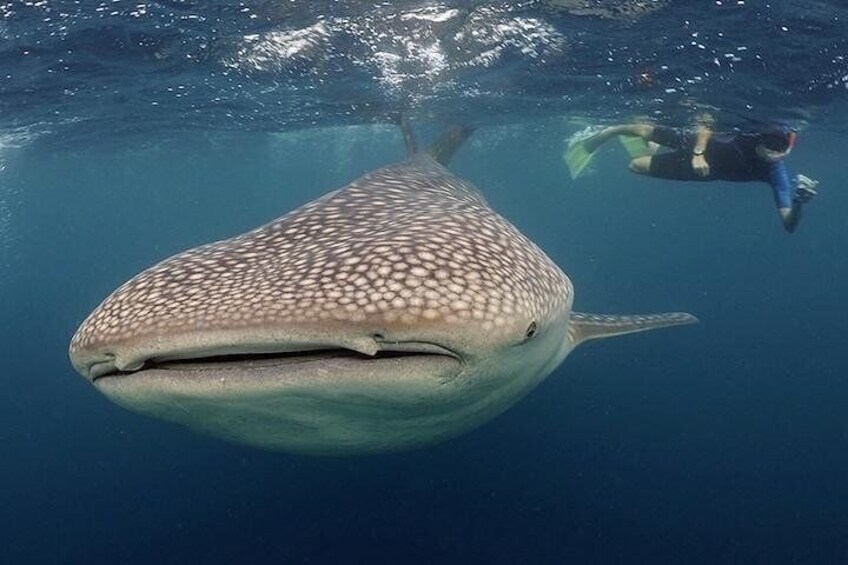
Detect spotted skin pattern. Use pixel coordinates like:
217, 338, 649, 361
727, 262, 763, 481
70, 155, 572, 358
67, 150, 698, 454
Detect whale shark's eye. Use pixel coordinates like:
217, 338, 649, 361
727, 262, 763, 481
524, 321, 537, 341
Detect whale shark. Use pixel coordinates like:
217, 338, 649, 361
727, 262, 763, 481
69, 127, 696, 455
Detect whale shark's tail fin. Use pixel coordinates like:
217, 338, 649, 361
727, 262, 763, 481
394, 116, 475, 166
396, 116, 419, 157
568, 312, 698, 347
428, 125, 476, 166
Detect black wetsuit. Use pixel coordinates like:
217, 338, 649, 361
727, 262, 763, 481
648, 126, 793, 209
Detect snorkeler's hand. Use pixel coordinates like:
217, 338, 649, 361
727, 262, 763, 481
793, 174, 819, 204
692, 154, 710, 177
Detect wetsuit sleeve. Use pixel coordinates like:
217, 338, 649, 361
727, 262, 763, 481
768, 161, 793, 209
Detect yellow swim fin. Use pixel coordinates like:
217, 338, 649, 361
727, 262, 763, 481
618, 135, 652, 158
563, 140, 596, 180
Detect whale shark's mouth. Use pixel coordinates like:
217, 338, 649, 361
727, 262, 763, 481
86, 341, 469, 456
89, 342, 462, 383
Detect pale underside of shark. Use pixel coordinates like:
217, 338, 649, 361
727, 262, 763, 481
69, 130, 696, 455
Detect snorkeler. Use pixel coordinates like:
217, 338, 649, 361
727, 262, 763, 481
565, 120, 819, 233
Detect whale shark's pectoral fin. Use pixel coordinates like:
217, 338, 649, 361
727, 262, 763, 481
568, 312, 698, 347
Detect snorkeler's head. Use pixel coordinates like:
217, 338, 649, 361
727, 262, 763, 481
754, 122, 797, 162
757, 122, 797, 152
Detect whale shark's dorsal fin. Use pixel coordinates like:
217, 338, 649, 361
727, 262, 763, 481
568, 312, 698, 347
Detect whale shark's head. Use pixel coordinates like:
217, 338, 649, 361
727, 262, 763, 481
69, 156, 579, 454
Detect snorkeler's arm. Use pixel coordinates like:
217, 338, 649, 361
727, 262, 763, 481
783, 174, 820, 232
691, 126, 712, 177
779, 205, 802, 233
770, 162, 801, 232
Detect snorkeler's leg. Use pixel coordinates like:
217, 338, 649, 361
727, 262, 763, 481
630, 150, 700, 181
584, 124, 655, 153
628, 156, 653, 174
566, 123, 657, 179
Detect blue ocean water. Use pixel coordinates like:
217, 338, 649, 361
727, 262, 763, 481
2, 1, 848, 563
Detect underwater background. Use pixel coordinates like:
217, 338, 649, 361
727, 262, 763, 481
2, 1, 848, 563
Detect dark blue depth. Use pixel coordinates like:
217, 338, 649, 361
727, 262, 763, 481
1, 121, 847, 564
